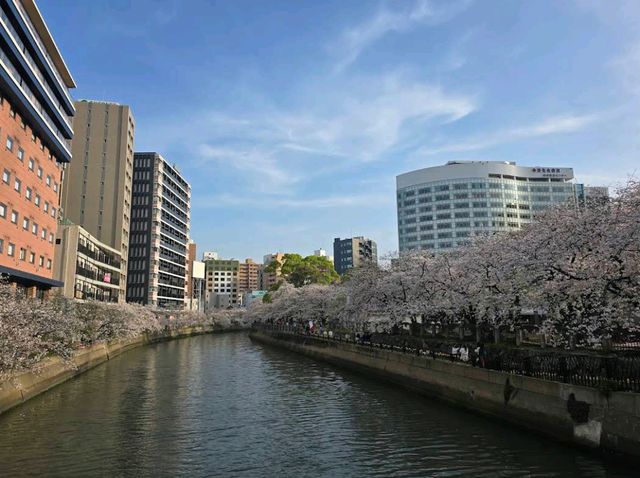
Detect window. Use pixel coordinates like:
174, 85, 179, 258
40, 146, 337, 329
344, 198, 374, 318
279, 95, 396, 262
19, 248, 26, 261
0, 238, 3, 253
10, 210, 17, 224
44, 201, 49, 212
46, 259, 52, 270
2, 169, 9, 183
28, 158, 34, 171
39, 256, 44, 267
32, 223, 37, 235
51, 207, 56, 218
25, 187, 32, 200
0, 203, 5, 218
22, 217, 29, 230
6, 136, 13, 151
53, 182, 58, 193
29, 252, 35, 264
41, 228, 46, 239
49, 232, 54, 243
34, 194, 40, 207
8, 243, 15, 257
9, 107, 15, 118
37, 166, 42, 179
46, 175, 51, 186
14, 178, 21, 193
17, 148, 24, 161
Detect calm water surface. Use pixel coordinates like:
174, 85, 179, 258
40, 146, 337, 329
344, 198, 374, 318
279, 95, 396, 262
0, 333, 634, 477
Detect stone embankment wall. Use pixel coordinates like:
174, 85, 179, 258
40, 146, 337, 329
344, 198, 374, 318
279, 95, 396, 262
0, 325, 242, 415
250, 329, 640, 460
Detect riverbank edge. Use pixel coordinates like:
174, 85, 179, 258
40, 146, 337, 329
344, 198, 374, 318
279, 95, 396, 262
0, 325, 246, 415
250, 329, 640, 461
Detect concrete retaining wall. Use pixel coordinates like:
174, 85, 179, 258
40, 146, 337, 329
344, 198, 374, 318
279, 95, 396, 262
0, 325, 241, 415
250, 330, 640, 460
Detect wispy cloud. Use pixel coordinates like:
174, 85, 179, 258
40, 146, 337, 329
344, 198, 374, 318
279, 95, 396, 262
333, 0, 472, 71
193, 192, 391, 210
414, 113, 600, 156
146, 71, 477, 191
610, 43, 640, 96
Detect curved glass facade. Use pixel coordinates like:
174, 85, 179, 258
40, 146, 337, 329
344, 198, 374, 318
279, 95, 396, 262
396, 162, 578, 252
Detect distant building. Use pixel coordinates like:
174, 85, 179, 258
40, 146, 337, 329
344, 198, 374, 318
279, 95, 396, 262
204, 258, 239, 308
261, 252, 285, 290
575, 185, 609, 207
333, 237, 377, 275
314, 248, 326, 257
126, 152, 191, 308
0, 0, 76, 297
61, 100, 135, 302
202, 251, 218, 261
243, 290, 267, 307
190, 260, 205, 312
53, 224, 121, 302
397, 161, 604, 253
238, 258, 261, 296
186, 241, 199, 310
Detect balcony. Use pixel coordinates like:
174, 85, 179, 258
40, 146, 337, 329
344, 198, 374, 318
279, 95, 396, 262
76, 264, 121, 286
77, 242, 121, 269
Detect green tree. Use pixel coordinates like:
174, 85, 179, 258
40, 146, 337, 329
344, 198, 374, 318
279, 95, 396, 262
264, 254, 339, 288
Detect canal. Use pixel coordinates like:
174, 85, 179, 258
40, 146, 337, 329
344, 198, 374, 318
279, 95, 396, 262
0, 333, 634, 477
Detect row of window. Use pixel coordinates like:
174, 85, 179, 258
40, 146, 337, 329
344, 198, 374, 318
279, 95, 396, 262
2, 170, 57, 216
5, 135, 60, 191
0, 202, 55, 240
0, 238, 52, 268
399, 181, 573, 198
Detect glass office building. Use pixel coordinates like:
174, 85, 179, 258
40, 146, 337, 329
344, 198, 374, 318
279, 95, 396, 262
397, 161, 579, 252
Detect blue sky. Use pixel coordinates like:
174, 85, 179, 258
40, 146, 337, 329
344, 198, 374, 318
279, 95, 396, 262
41, 0, 640, 262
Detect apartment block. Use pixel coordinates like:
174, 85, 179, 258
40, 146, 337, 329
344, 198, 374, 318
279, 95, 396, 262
204, 258, 239, 308
53, 223, 121, 302
260, 252, 284, 290
238, 258, 260, 296
126, 152, 191, 309
0, 0, 75, 296
333, 237, 377, 275
61, 100, 134, 302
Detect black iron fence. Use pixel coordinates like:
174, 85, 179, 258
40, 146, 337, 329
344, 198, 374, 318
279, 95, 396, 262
254, 324, 640, 393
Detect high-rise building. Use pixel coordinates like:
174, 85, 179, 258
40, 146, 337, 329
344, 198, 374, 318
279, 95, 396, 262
126, 152, 191, 309
333, 237, 377, 275
260, 252, 285, 290
396, 161, 590, 252
238, 258, 261, 296
0, 0, 75, 297
204, 258, 239, 309
60, 100, 134, 302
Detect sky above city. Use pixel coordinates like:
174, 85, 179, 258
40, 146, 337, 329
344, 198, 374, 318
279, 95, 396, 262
41, 0, 640, 262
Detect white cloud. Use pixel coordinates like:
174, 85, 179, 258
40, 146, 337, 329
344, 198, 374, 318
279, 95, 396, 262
194, 192, 392, 210
610, 43, 640, 96
414, 113, 600, 156
333, 0, 472, 71
197, 145, 298, 190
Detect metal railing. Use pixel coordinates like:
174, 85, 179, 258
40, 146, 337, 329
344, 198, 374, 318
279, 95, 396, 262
254, 324, 640, 393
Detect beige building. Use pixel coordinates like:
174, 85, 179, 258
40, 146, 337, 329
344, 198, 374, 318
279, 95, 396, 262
260, 252, 285, 290
61, 100, 135, 302
53, 224, 121, 302
238, 258, 261, 296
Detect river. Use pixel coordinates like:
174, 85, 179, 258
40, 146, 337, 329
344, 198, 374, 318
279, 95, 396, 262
0, 333, 634, 477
